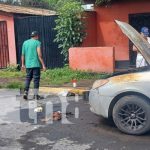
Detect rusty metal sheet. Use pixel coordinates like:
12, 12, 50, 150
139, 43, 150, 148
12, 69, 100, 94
115, 20, 150, 65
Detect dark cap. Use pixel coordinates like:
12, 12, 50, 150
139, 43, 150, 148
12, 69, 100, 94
31, 31, 39, 37
141, 27, 149, 36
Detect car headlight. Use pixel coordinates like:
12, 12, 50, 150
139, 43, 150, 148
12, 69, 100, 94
92, 79, 109, 89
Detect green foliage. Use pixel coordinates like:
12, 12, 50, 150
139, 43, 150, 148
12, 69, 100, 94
5, 64, 20, 72
2, 0, 14, 4
0, 67, 110, 88
0, 69, 25, 78
54, 1, 86, 61
45, 0, 66, 10
6, 82, 24, 89
20, 0, 49, 8
0, 0, 49, 8
95, 0, 112, 6
41, 66, 110, 85
44, 0, 83, 10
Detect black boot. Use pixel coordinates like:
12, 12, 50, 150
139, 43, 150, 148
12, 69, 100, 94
23, 91, 28, 100
33, 95, 44, 100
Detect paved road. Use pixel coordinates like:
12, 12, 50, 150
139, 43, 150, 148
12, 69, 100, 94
0, 89, 150, 150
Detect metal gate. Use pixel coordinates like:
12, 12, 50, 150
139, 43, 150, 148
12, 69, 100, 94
14, 15, 64, 69
0, 21, 9, 68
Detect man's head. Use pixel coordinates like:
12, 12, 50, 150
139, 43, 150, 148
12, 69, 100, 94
141, 27, 149, 37
31, 31, 39, 39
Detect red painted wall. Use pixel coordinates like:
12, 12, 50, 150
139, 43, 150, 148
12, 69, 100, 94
69, 47, 114, 73
82, 11, 97, 47
0, 12, 16, 65
96, 0, 150, 61
83, 0, 150, 61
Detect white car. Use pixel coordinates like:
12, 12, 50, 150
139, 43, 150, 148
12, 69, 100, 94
89, 20, 150, 135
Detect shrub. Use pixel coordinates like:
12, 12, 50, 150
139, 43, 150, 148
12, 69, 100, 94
95, 0, 111, 6
54, 1, 86, 62
5, 64, 20, 72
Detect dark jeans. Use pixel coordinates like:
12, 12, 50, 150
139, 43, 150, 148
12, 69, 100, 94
24, 68, 41, 94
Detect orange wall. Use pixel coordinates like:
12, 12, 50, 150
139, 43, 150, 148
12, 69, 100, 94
69, 47, 115, 73
95, 0, 150, 61
0, 13, 16, 64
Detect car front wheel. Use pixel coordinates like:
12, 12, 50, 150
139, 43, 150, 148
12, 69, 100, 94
113, 95, 150, 135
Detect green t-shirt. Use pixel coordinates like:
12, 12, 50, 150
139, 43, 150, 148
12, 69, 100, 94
22, 39, 41, 68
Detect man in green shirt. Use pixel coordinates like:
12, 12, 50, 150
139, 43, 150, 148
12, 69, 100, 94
21, 31, 46, 100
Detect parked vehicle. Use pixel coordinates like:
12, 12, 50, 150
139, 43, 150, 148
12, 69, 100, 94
89, 20, 150, 135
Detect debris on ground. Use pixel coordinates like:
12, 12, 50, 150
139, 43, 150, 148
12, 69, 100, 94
40, 111, 74, 123
41, 111, 62, 122
40, 116, 52, 123
34, 107, 43, 112
66, 112, 74, 118
53, 111, 62, 121
82, 91, 90, 101
58, 90, 68, 96
58, 90, 75, 97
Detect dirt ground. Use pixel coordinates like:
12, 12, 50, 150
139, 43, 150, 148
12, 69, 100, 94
0, 77, 24, 86
63, 79, 95, 88
0, 77, 95, 89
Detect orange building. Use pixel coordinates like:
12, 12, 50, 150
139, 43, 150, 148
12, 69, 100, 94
69, 0, 150, 73
0, 4, 56, 68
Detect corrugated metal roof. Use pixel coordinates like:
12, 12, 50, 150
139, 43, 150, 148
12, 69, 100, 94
0, 3, 56, 16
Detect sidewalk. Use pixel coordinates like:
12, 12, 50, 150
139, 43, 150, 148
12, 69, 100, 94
39, 86, 89, 95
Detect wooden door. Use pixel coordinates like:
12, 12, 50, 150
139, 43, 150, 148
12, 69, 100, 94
0, 21, 9, 68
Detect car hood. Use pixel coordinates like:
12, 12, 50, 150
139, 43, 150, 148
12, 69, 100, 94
115, 20, 150, 65
110, 71, 150, 84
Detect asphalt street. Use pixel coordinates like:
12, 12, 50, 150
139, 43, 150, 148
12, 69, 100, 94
0, 89, 150, 150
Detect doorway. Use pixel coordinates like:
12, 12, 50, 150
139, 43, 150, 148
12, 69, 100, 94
0, 21, 9, 68
129, 13, 150, 67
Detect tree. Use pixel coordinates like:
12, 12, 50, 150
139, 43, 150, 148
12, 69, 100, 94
0, 0, 83, 9
0, 0, 17, 5
54, 1, 86, 61
0, 0, 49, 8
44, 0, 83, 11
20, 0, 49, 8
95, 0, 111, 5
3, 0, 14, 4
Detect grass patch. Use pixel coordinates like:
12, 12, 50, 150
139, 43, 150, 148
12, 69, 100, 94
5, 82, 24, 89
0, 66, 111, 88
0, 70, 25, 78
41, 67, 111, 85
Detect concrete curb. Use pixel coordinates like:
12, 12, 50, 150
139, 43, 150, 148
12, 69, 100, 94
39, 87, 90, 95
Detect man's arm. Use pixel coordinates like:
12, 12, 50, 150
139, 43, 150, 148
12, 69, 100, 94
37, 47, 46, 71
21, 55, 25, 68
21, 43, 25, 70
133, 45, 138, 52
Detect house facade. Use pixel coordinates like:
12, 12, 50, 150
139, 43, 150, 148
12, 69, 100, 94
70, 0, 150, 73
0, 4, 63, 69
0, 12, 16, 68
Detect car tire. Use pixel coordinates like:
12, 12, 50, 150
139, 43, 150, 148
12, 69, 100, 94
113, 95, 150, 135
